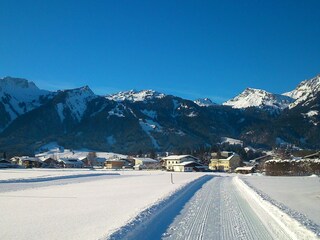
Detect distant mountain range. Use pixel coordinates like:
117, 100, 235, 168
0, 74, 319, 156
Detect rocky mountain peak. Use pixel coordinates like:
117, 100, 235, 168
194, 98, 216, 107
284, 75, 320, 109
106, 89, 166, 102
223, 87, 293, 111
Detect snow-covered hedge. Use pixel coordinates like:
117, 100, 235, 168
264, 159, 320, 176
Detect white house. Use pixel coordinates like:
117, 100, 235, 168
172, 161, 205, 172
162, 155, 200, 171
133, 157, 160, 170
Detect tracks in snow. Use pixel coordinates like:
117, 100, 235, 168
163, 176, 276, 240
107, 175, 318, 240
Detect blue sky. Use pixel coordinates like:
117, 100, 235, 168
1, 0, 320, 102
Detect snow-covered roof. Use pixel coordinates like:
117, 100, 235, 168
163, 155, 198, 161
14, 156, 42, 162
105, 159, 127, 163
172, 161, 197, 166
235, 166, 255, 171
58, 158, 83, 164
134, 158, 158, 163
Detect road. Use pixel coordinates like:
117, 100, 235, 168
110, 176, 314, 240
162, 176, 288, 240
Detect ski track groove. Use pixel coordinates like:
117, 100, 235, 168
164, 176, 285, 240
109, 175, 317, 240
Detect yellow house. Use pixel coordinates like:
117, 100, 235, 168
209, 151, 241, 172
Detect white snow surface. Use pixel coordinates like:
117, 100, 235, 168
1, 171, 319, 239
56, 103, 65, 122
284, 75, 320, 108
223, 88, 294, 111
106, 90, 165, 102
108, 103, 126, 118
0, 170, 204, 240
221, 137, 244, 146
241, 175, 320, 230
109, 174, 318, 240
139, 119, 161, 149
305, 110, 319, 117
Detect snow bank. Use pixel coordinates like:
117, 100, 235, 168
234, 177, 319, 239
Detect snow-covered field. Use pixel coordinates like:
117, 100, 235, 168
241, 175, 320, 230
0, 169, 205, 240
0, 170, 319, 240
0, 168, 115, 182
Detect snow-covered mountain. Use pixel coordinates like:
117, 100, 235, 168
55, 86, 96, 122
106, 90, 166, 102
283, 75, 320, 109
223, 88, 294, 112
1, 74, 320, 155
194, 98, 216, 107
0, 77, 52, 129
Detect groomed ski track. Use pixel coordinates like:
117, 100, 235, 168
107, 175, 318, 240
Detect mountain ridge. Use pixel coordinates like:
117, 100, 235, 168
0, 74, 319, 155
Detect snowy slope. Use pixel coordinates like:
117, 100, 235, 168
283, 75, 320, 109
223, 88, 294, 111
106, 90, 166, 102
194, 98, 216, 107
56, 86, 96, 122
0, 77, 52, 127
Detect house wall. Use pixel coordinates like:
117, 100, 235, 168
209, 155, 241, 172
173, 165, 193, 172
209, 159, 230, 171
173, 165, 184, 172
229, 156, 241, 171
105, 161, 124, 169
165, 156, 197, 170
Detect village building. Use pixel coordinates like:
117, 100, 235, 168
235, 166, 255, 174
10, 156, 42, 168
133, 157, 160, 170
104, 159, 126, 169
58, 158, 84, 168
94, 157, 107, 167
38, 157, 60, 168
162, 155, 200, 171
209, 151, 241, 172
172, 161, 207, 172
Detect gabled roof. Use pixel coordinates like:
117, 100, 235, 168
58, 158, 83, 164
172, 161, 203, 167
134, 157, 158, 163
162, 155, 198, 161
